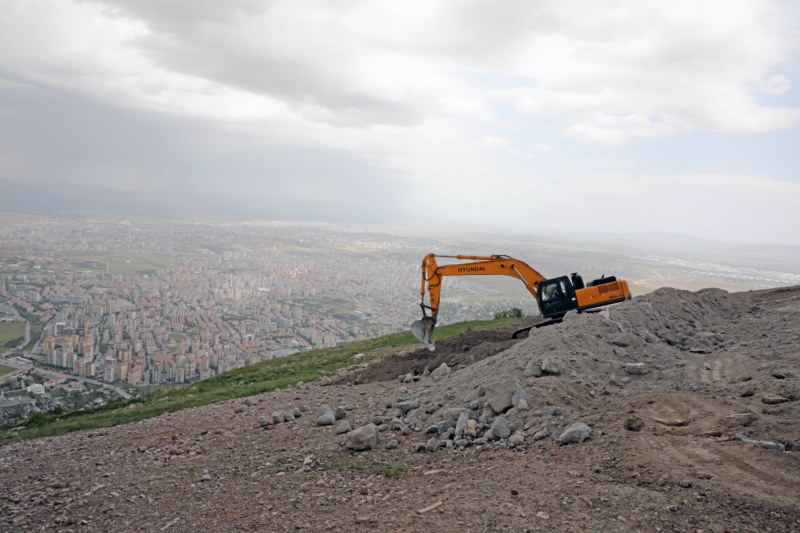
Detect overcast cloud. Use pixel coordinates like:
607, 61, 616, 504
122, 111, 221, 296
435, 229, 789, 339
1, 0, 799, 244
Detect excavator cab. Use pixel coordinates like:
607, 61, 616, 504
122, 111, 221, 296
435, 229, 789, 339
536, 276, 578, 319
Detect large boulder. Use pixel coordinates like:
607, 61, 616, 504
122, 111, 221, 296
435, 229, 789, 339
485, 380, 516, 414
316, 404, 336, 426
557, 422, 592, 445
346, 424, 380, 451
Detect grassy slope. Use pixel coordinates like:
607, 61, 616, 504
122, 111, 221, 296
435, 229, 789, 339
2, 317, 518, 442
0, 321, 25, 346
0, 363, 16, 377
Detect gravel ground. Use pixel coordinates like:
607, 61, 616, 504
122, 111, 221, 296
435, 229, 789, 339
1, 286, 799, 532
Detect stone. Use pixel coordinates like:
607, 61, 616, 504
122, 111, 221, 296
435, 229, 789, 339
414, 443, 427, 453
431, 363, 450, 381
511, 389, 531, 409
244, 398, 259, 406
335, 406, 347, 420
292, 407, 302, 418
386, 439, 399, 450
486, 380, 516, 414
454, 438, 470, 448
334, 420, 352, 435
426, 437, 440, 452
316, 405, 336, 426
272, 411, 285, 424
258, 416, 272, 428
346, 424, 380, 451
283, 411, 295, 422
540, 357, 562, 376
624, 363, 648, 375
234, 405, 246, 413
397, 401, 419, 414
524, 359, 543, 378
624, 417, 644, 431
532, 429, 550, 441
761, 396, 789, 405
491, 416, 512, 440
677, 480, 692, 489
722, 413, 757, 428
612, 333, 644, 348
508, 432, 525, 446
455, 412, 469, 438
557, 422, 592, 445
464, 419, 478, 438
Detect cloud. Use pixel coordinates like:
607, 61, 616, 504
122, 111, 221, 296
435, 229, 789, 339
0, 0, 799, 244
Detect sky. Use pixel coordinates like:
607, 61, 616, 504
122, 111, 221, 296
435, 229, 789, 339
1, 0, 799, 244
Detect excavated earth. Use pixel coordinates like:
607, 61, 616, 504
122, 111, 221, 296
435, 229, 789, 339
2, 286, 800, 532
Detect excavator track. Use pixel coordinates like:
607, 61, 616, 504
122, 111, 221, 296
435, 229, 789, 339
511, 318, 563, 339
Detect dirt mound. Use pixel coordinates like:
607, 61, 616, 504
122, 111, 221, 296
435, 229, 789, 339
349, 319, 543, 384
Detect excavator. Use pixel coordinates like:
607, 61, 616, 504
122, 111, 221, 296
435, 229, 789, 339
410, 254, 632, 350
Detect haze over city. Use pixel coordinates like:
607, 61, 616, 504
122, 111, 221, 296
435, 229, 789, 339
1, 0, 799, 244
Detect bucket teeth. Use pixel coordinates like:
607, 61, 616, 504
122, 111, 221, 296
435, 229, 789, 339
410, 318, 436, 351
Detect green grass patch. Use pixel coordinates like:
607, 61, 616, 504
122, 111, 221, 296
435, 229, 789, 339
1, 317, 518, 442
0, 321, 25, 347
168, 332, 187, 343
0, 363, 16, 377
328, 459, 408, 477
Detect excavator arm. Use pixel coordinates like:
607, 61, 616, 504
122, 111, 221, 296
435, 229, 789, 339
412, 254, 547, 350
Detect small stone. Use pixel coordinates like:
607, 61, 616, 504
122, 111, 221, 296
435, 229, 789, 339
557, 422, 592, 445
234, 405, 246, 413
335, 406, 347, 420
292, 407, 302, 418
509, 432, 525, 446
761, 396, 789, 405
283, 411, 295, 422
272, 411, 285, 424
541, 357, 562, 376
431, 363, 450, 381
346, 424, 380, 451
464, 419, 478, 438
667, 504, 678, 512
414, 443, 426, 453
258, 416, 272, 428
485, 380, 517, 414
532, 429, 550, 441
334, 420, 352, 435
512, 389, 532, 409
426, 437, 440, 452
524, 359, 543, 378
317, 405, 336, 426
491, 416, 512, 440
722, 413, 757, 428
449, 412, 465, 435
624, 417, 644, 432
624, 363, 647, 375
677, 480, 692, 488
244, 398, 258, 406
200, 473, 212, 482
386, 439, 399, 450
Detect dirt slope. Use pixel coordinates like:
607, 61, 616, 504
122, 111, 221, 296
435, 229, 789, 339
1, 286, 799, 532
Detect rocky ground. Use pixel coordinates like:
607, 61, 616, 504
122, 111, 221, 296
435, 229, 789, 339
1, 286, 799, 532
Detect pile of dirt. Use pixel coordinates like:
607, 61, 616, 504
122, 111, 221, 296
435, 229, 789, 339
348, 318, 543, 384
360, 286, 798, 453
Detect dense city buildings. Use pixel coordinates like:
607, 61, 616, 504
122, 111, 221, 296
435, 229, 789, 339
0, 215, 536, 388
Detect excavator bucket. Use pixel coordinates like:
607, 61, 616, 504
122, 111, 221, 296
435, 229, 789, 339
410, 317, 436, 351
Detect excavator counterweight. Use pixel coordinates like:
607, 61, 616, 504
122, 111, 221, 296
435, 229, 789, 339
412, 253, 631, 350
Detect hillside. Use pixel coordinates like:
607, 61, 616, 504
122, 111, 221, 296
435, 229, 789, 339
1, 286, 799, 532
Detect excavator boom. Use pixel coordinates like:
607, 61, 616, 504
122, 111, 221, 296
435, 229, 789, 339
411, 253, 631, 350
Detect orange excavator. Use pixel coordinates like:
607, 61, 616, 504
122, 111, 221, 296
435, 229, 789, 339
411, 254, 632, 350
